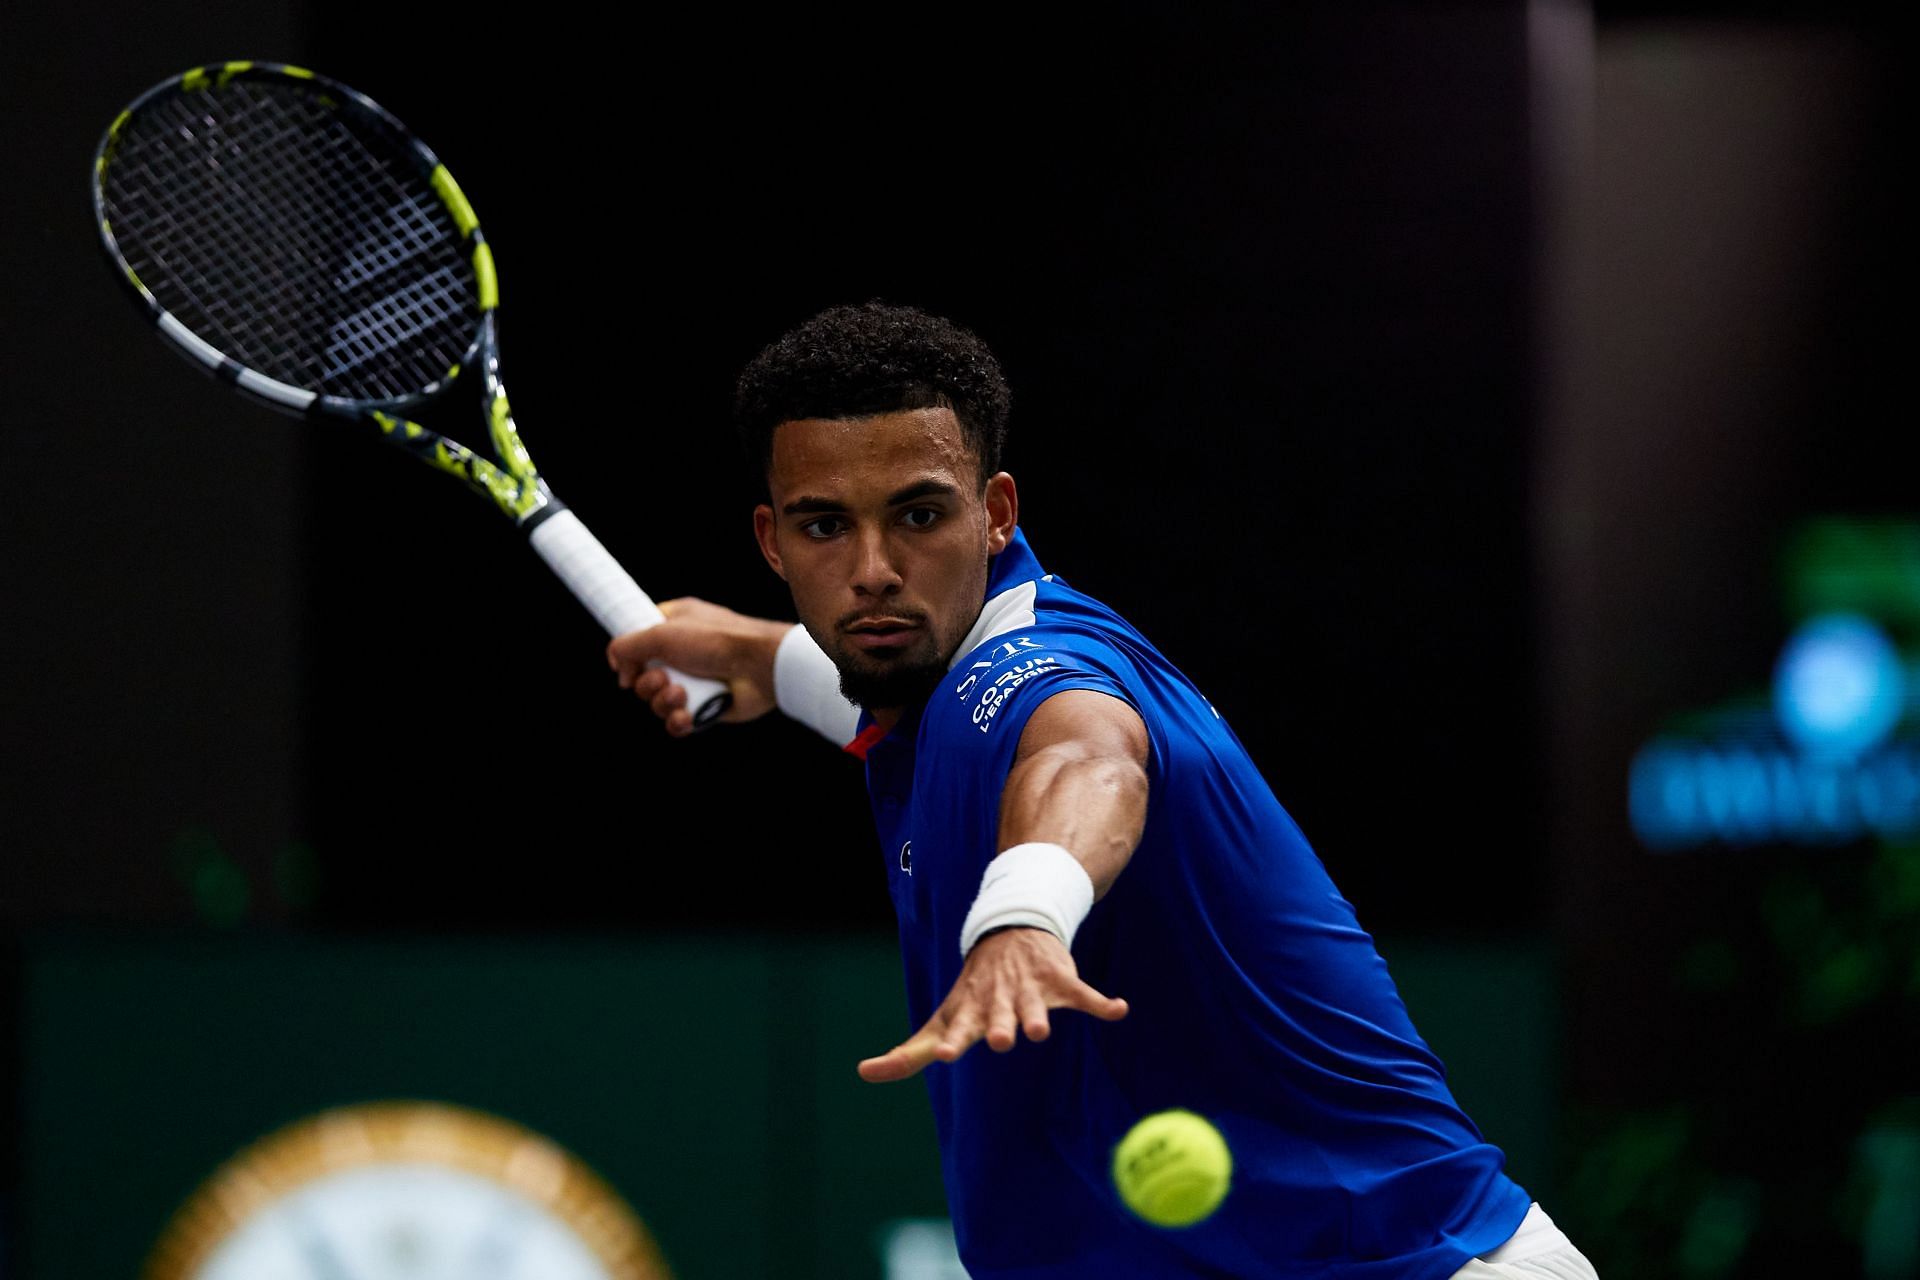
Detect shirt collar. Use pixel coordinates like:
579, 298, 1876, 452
947, 528, 1046, 670
850, 528, 1048, 755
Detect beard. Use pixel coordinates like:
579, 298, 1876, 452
824, 602, 952, 713
835, 649, 949, 712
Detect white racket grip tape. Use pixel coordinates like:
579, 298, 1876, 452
527, 510, 733, 728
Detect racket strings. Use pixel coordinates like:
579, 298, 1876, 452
100, 77, 479, 403
111, 83, 373, 373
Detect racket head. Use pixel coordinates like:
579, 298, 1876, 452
92, 61, 496, 418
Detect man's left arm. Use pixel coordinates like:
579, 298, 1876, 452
858, 689, 1149, 1083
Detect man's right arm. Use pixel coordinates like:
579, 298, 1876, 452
606, 601, 859, 743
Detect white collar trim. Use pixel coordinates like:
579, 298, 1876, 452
948, 578, 1043, 671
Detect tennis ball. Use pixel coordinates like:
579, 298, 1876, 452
1111, 1108, 1232, 1228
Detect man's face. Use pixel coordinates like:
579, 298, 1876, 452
753, 407, 1017, 718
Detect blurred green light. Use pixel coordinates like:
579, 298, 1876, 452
1786, 520, 1920, 630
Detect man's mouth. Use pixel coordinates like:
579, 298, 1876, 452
844, 617, 924, 652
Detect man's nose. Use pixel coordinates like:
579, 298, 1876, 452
852, 527, 904, 597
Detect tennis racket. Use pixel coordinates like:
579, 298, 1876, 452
91, 60, 732, 728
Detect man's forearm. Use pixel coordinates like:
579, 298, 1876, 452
996, 742, 1148, 900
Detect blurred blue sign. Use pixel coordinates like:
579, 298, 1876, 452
1630, 522, 1920, 851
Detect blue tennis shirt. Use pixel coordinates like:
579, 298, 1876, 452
861, 530, 1531, 1278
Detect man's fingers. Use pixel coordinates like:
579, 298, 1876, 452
935, 1004, 983, 1061
1081, 988, 1130, 1022
647, 679, 688, 719
985, 987, 1019, 1052
1018, 991, 1052, 1043
610, 643, 663, 692
858, 1028, 944, 1083
861, 949, 1128, 1084
609, 619, 710, 682
607, 627, 663, 672
855, 1046, 920, 1084
624, 666, 697, 736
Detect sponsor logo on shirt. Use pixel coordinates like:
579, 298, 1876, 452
955, 637, 1043, 698
953, 637, 1061, 733
955, 660, 994, 700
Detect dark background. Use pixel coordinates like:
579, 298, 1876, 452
2, 2, 1908, 1276
293, 3, 1538, 938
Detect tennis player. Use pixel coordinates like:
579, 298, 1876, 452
608, 303, 1598, 1278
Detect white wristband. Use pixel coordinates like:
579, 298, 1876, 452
773, 624, 863, 746
959, 842, 1095, 957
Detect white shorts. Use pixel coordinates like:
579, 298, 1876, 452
1447, 1203, 1600, 1279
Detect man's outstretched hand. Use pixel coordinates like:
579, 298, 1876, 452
857, 927, 1128, 1083
607, 599, 788, 736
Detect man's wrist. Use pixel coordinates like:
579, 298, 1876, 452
959, 842, 1095, 958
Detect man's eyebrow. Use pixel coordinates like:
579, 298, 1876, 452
781, 480, 959, 516
886, 479, 959, 506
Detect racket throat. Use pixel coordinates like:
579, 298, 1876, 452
517, 494, 570, 534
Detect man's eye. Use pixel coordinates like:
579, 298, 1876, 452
901, 508, 939, 529
801, 517, 846, 539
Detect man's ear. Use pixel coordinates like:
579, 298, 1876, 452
984, 472, 1018, 554
753, 504, 786, 580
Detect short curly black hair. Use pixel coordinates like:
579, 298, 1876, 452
734, 302, 1011, 487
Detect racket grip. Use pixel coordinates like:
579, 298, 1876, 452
526, 509, 733, 728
